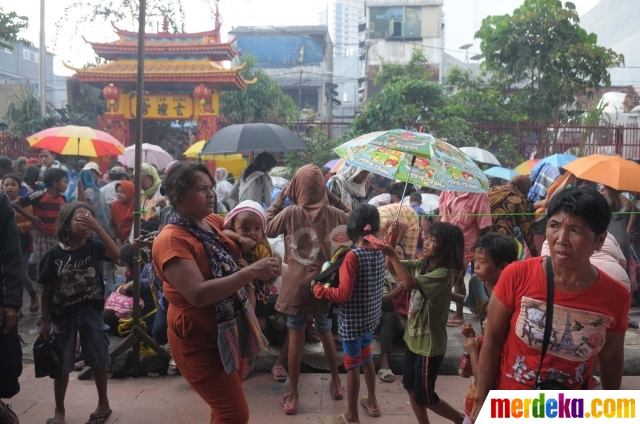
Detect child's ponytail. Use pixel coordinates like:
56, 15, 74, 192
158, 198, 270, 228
347, 204, 381, 243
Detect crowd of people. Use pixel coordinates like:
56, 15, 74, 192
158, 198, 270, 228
0, 149, 636, 424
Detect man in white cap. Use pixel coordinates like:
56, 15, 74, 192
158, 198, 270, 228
82, 162, 107, 188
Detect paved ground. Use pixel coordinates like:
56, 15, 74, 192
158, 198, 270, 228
9, 364, 640, 424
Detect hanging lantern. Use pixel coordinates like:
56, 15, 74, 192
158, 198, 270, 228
193, 84, 211, 113
103, 84, 121, 115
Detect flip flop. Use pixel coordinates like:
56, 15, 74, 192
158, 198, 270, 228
167, 359, 180, 376
271, 365, 289, 381
85, 409, 112, 424
360, 395, 381, 417
280, 394, 297, 415
322, 413, 360, 424
330, 382, 344, 400
446, 319, 463, 327
377, 368, 395, 383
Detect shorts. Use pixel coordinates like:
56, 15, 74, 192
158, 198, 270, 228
402, 348, 444, 406
255, 301, 277, 318
342, 332, 373, 370
52, 304, 111, 376
287, 312, 332, 333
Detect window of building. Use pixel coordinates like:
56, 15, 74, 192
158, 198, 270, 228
23, 49, 39, 62
369, 6, 423, 39
3, 47, 12, 54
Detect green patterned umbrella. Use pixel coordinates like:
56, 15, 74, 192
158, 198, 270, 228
333, 129, 489, 193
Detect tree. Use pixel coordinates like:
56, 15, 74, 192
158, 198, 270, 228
3, 87, 58, 137
283, 126, 341, 179
220, 54, 300, 122
475, 0, 624, 121
0, 7, 30, 50
350, 49, 446, 136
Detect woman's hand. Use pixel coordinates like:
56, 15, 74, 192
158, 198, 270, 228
238, 236, 256, 251
277, 186, 288, 203
117, 281, 134, 294
76, 211, 101, 232
39, 318, 52, 342
30, 215, 43, 229
246, 257, 280, 282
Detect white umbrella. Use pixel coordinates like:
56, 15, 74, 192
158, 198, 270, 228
459, 146, 501, 166
118, 143, 174, 171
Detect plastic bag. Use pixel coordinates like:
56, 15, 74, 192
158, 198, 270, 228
33, 336, 63, 379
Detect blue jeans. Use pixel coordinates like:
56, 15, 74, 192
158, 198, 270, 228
152, 306, 168, 345
286, 312, 332, 333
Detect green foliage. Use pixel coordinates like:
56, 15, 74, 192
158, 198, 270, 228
220, 54, 300, 122
351, 49, 445, 135
2, 87, 58, 137
0, 7, 30, 50
475, 0, 624, 121
54, 97, 106, 128
283, 126, 340, 179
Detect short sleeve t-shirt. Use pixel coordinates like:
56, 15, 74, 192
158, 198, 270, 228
20, 190, 66, 235
493, 258, 630, 390
400, 260, 454, 357
152, 214, 241, 312
38, 239, 110, 319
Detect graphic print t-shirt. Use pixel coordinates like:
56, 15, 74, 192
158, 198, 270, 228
38, 239, 110, 319
493, 258, 629, 390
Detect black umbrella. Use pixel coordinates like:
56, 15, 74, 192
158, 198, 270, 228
200, 123, 309, 155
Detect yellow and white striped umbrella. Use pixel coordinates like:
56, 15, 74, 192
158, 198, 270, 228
27, 125, 125, 157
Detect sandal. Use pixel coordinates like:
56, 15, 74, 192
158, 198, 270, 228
322, 413, 360, 424
628, 317, 639, 329
329, 381, 344, 400
243, 365, 254, 380
85, 409, 112, 424
29, 298, 40, 313
446, 319, 463, 327
360, 395, 381, 417
0, 401, 19, 424
167, 359, 179, 376
271, 365, 289, 381
280, 394, 297, 415
377, 368, 395, 383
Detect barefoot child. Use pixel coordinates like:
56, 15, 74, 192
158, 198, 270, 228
313, 204, 385, 424
38, 202, 120, 424
223, 200, 280, 379
461, 315, 488, 424
381, 221, 466, 424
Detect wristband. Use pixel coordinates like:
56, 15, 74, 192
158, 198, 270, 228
40, 316, 50, 321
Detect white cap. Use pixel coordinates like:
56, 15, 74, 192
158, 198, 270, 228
82, 162, 100, 173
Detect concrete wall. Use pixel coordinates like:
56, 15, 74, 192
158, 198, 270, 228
0, 84, 26, 119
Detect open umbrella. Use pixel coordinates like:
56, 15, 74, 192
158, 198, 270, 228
562, 155, 640, 192
514, 159, 541, 175
118, 143, 173, 171
27, 125, 125, 156
334, 130, 489, 193
324, 158, 339, 169
183, 141, 247, 176
201, 123, 309, 154
484, 166, 518, 181
459, 146, 501, 166
533, 153, 577, 172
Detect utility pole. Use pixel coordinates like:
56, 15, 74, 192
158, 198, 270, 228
297, 69, 303, 110
39, 0, 46, 118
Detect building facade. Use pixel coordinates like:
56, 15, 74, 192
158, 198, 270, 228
229, 26, 334, 120
364, 0, 444, 97
580, 0, 640, 90
0, 42, 68, 108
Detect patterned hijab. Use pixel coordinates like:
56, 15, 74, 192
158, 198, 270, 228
168, 214, 268, 373
140, 163, 162, 199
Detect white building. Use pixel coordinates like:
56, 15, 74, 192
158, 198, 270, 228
580, 0, 640, 91
364, 0, 444, 96
326, 0, 365, 58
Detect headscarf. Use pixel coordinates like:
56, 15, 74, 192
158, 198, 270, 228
78, 169, 96, 191
111, 181, 135, 241
510, 175, 532, 197
288, 164, 328, 223
216, 167, 229, 183
327, 164, 368, 209
140, 163, 161, 199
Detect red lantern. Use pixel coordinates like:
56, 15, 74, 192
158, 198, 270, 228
193, 84, 212, 113
103, 84, 121, 114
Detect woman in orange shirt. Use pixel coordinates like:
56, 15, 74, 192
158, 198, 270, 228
152, 162, 280, 423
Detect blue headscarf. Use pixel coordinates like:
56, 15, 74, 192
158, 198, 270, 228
78, 169, 96, 191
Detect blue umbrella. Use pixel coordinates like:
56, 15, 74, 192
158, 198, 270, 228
324, 158, 339, 169
484, 166, 518, 181
535, 153, 578, 171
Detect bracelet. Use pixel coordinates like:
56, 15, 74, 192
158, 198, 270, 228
39, 316, 50, 321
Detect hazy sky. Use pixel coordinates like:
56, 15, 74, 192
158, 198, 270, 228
5, 0, 601, 75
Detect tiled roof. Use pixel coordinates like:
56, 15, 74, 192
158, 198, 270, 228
65, 60, 251, 89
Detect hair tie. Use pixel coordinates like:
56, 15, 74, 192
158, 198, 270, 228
364, 224, 372, 232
